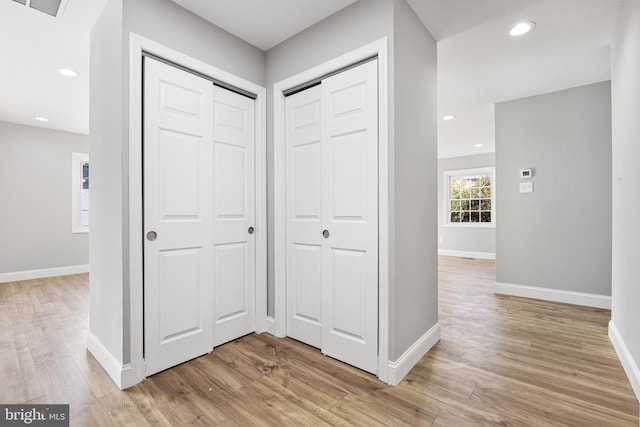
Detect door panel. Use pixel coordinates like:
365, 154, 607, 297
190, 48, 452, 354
292, 243, 322, 322
144, 57, 214, 376
215, 243, 249, 321
293, 142, 321, 218
331, 130, 367, 220
286, 86, 323, 348
214, 143, 246, 217
321, 59, 378, 374
212, 85, 256, 347
157, 129, 201, 217
329, 248, 367, 342
157, 248, 203, 341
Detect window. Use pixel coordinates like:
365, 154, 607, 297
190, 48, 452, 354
445, 167, 495, 227
72, 152, 89, 233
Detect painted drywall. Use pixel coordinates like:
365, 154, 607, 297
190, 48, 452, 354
89, 0, 268, 368
391, 0, 438, 361
495, 81, 612, 296
438, 153, 495, 255
0, 121, 89, 274
265, 0, 438, 361
611, 1, 640, 394
122, 0, 265, 87
89, 0, 124, 365
120, 0, 265, 364
265, 0, 394, 317
91, 0, 439, 374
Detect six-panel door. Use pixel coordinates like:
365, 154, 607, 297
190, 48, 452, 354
143, 57, 216, 376
143, 57, 256, 375
212, 85, 256, 347
320, 60, 379, 375
144, 55, 377, 377
286, 85, 323, 348
285, 60, 379, 374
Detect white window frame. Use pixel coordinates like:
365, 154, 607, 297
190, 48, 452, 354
444, 166, 495, 228
72, 152, 89, 233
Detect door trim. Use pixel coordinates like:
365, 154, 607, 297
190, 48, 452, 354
273, 38, 390, 383
128, 33, 267, 386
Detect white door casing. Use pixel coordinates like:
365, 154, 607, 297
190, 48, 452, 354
285, 85, 323, 348
143, 57, 215, 376
127, 34, 267, 389
273, 38, 388, 383
320, 60, 379, 374
212, 85, 256, 347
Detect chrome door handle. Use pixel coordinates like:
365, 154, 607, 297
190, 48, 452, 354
248, 226, 255, 235
322, 229, 330, 238
146, 231, 157, 241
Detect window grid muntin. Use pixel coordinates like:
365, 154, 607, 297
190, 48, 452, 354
447, 171, 493, 225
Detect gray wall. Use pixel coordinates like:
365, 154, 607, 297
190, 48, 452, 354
438, 153, 496, 255
120, 0, 266, 363
89, 0, 266, 365
265, 0, 439, 361
89, 0, 124, 363
495, 81, 612, 296
265, 0, 394, 317
611, 1, 640, 385
0, 121, 89, 274
90, 0, 439, 367
122, 0, 265, 87
390, 0, 438, 361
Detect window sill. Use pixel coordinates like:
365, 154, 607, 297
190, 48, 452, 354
444, 223, 495, 229
72, 227, 89, 234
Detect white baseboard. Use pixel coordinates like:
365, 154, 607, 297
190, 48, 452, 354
387, 323, 441, 386
438, 250, 495, 260
265, 316, 276, 336
0, 264, 89, 283
609, 321, 640, 402
119, 364, 139, 389
494, 282, 611, 309
87, 332, 136, 390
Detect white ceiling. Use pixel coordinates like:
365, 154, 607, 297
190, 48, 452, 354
0, 0, 106, 135
408, 0, 623, 158
0, 0, 625, 150
170, 0, 357, 51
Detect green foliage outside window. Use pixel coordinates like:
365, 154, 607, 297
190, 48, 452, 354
449, 174, 492, 224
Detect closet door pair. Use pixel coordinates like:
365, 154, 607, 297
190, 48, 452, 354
285, 60, 379, 374
143, 57, 256, 376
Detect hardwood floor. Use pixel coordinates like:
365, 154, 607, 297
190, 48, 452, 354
0, 257, 637, 426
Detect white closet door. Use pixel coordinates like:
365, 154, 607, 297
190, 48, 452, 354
321, 60, 379, 374
285, 85, 323, 348
143, 57, 215, 376
212, 85, 256, 347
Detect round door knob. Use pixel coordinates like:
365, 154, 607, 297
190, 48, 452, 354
248, 226, 255, 235
146, 231, 157, 241
322, 229, 330, 238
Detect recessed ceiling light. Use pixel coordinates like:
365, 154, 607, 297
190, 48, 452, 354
442, 115, 456, 121
474, 143, 483, 148
35, 117, 49, 122
59, 68, 79, 77
510, 21, 536, 37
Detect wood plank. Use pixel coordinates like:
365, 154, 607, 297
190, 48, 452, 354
0, 258, 637, 426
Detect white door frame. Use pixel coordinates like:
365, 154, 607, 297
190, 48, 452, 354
127, 33, 267, 387
273, 38, 390, 383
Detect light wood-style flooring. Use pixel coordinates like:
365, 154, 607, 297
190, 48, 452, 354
0, 257, 637, 426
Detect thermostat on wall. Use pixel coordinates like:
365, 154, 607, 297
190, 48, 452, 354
520, 169, 532, 179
